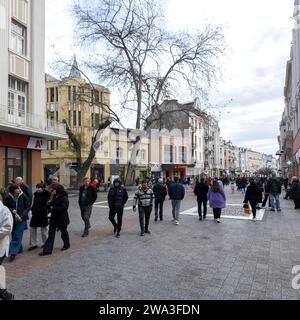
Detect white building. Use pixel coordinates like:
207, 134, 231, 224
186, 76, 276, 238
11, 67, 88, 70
0, 0, 66, 187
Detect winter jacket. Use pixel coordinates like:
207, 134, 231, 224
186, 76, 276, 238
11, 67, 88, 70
0, 201, 13, 257
4, 192, 30, 222
290, 181, 300, 200
153, 183, 168, 202
194, 182, 209, 201
266, 178, 282, 195
20, 183, 33, 204
244, 183, 263, 204
168, 182, 185, 201
107, 186, 129, 209
133, 188, 154, 208
208, 188, 226, 209
48, 191, 70, 229
30, 190, 50, 228
78, 185, 98, 207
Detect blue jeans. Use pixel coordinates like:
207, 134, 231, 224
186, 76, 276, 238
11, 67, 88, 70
269, 193, 280, 210
9, 220, 26, 256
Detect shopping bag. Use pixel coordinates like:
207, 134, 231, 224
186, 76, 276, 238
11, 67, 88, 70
243, 203, 251, 215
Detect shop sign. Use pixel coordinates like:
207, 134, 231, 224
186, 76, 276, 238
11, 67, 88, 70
27, 137, 47, 150
149, 162, 162, 172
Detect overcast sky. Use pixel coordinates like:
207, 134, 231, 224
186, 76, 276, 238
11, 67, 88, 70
45, 0, 294, 155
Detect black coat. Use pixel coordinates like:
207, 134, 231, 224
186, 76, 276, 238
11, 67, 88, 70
78, 185, 97, 207
107, 186, 129, 209
20, 183, 33, 204
244, 184, 263, 204
290, 181, 300, 200
30, 190, 50, 228
265, 178, 282, 195
168, 182, 185, 200
4, 192, 30, 222
194, 182, 209, 201
153, 183, 167, 202
49, 191, 70, 229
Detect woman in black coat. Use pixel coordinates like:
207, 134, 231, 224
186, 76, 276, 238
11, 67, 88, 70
39, 185, 70, 256
290, 177, 300, 209
243, 179, 263, 222
29, 183, 50, 251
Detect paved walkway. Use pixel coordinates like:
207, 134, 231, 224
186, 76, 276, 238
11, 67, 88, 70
4, 187, 300, 300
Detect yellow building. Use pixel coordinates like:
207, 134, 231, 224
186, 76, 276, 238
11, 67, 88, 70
42, 57, 111, 188
246, 149, 262, 174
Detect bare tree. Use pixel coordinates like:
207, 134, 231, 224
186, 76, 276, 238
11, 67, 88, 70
51, 58, 120, 187
72, 0, 225, 185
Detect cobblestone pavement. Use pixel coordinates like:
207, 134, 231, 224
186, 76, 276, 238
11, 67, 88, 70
4, 186, 300, 300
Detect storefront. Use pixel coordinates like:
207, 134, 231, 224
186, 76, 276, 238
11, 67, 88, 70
161, 164, 195, 179
0, 131, 47, 188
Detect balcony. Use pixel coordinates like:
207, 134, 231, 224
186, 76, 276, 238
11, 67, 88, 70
0, 105, 67, 140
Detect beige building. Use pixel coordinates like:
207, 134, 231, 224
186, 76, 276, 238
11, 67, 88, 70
42, 57, 111, 187
0, 0, 66, 188
246, 149, 262, 174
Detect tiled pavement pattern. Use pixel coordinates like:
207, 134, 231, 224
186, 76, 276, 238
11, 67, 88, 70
4, 186, 300, 300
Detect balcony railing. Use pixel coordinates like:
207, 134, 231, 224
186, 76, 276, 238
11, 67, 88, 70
0, 105, 66, 136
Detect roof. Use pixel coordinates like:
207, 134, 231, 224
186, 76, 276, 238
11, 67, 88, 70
45, 73, 60, 82
69, 55, 82, 78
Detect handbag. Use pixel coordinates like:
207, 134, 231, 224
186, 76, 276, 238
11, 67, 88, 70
243, 202, 251, 215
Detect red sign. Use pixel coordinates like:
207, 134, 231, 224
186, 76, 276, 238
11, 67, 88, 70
0, 131, 46, 150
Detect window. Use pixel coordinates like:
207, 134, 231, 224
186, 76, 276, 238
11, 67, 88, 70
93, 90, 100, 106
141, 149, 146, 161
68, 86, 71, 102
179, 146, 187, 163
8, 92, 15, 115
8, 76, 27, 117
73, 110, 77, 126
50, 88, 55, 103
78, 111, 81, 126
11, 20, 26, 56
68, 110, 71, 126
95, 113, 100, 127
73, 86, 76, 102
56, 87, 58, 102
116, 147, 123, 159
164, 145, 173, 163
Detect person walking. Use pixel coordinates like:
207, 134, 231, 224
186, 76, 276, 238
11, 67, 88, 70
290, 177, 300, 209
4, 185, 30, 262
79, 178, 98, 237
0, 196, 14, 300
108, 179, 128, 238
40, 185, 70, 256
265, 173, 282, 212
28, 183, 50, 251
243, 179, 263, 222
168, 177, 185, 225
194, 178, 209, 220
207, 180, 226, 223
153, 178, 168, 222
133, 181, 154, 236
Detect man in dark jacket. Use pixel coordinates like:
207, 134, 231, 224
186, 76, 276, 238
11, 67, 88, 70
4, 184, 30, 261
244, 179, 263, 222
168, 177, 185, 225
290, 177, 300, 209
40, 185, 70, 256
265, 174, 282, 211
15, 177, 32, 204
194, 178, 209, 220
108, 179, 128, 238
79, 178, 98, 237
153, 178, 168, 222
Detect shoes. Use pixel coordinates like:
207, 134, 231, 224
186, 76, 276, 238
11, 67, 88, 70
39, 252, 51, 256
217, 218, 221, 223
28, 246, 38, 251
175, 220, 179, 225
277, 208, 282, 212
160, 218, 163, 221
116, 233, 120, 238
81, 233, 88, 238
140, 232, 145, 236
154, 217, 158, 222
0, 289, 14, 300
253, 217, 257, 222
199, 216, 202, 221
145, 230, 151, 234
203, 216, 206, 220
61, 246, 70, 251
270, 208, 275, 212
9, 255, 15, 262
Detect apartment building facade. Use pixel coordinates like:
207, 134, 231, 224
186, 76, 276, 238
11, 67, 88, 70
0, 0, 66, 187
42, 58, 111, 187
